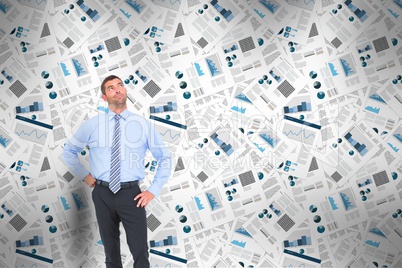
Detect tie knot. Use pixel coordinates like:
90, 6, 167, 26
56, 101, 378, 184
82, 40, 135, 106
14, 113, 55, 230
114, 114, 121, 121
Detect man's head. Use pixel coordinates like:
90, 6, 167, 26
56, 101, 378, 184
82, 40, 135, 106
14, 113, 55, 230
101, 75, 127, 111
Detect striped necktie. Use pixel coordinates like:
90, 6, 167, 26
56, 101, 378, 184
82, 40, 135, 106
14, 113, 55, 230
109, 114, 122, 194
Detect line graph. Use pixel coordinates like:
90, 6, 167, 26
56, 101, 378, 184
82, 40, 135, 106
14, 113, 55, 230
154, 123, 184, 145
288, 0, 315, 11
15, 123, 47, 145
19, 0, 47, 12
283, 130, 315, 139
0, 128, 12, 148
153, 0, 181, 11
160, 129, 181, 140
283, 123, 316, 145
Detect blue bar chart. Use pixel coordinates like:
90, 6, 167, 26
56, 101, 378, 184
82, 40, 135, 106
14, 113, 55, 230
357, 44, 372, 53
0, 0, 11, 14
15, 101, 44, 114
211, 0, 236, 22
210, 132, 234, 156
259, 133, 279, 148
283, 235, 311, 248
259, 0, 280, 14
223, 44, 238, 53
89, 44, 104, 53
205, 55, 222, 77
339, 188, 356, 211
223, 178, 238, 187
72, 188, 87, 211
345, 131, 369, 156
345, 0, 372, 22
71, 55, 88, 77
77, 0, 101, 22
149, 102, 177, 113
283, 101, 311, 114
15, 235, 44, 247
205, 188, 222, 211
357, 178, 372, 187
1, 203, 13, 216
364, 105, 380, 114
125, 0, 145, 14
149, 235, 177, 248
339, 55, 356, 77
0, 128, 12, 148
394, 134, 402, 143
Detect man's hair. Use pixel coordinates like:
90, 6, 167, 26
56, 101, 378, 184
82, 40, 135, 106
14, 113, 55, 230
100, 75, 122, 95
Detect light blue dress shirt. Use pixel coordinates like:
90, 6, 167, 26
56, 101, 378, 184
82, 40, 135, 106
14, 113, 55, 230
62, 109, 172, 197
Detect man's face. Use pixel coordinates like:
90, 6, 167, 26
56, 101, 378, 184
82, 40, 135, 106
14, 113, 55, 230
102, 78, 127, 106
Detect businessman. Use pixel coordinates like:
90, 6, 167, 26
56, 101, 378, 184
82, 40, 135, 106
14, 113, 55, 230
63, 75, 172, 268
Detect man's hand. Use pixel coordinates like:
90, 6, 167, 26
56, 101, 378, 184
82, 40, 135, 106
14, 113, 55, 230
134, 190, 155, 208
83, 174, 96, 187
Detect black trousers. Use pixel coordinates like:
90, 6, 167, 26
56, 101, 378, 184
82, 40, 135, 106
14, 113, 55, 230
92, 184, 149, 268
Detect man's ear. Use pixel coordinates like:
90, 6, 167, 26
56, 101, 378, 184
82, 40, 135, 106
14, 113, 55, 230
101, 94, 107, 101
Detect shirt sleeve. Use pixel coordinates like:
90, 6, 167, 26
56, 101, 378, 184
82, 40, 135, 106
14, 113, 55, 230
146, 120, 172, 197
62, 120, 91, 181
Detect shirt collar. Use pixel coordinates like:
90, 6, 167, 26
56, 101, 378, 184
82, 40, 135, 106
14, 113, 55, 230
107, 108, 130, 121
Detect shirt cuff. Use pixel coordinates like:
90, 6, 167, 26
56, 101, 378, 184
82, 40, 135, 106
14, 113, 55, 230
146, 183, 162, 198
76, 168, 90, 182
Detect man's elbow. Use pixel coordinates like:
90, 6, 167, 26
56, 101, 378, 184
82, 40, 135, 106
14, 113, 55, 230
62, 143, 75, 161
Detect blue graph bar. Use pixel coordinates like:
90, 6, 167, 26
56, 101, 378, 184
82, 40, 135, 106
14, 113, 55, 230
283, 101, 311, 114
394, 133, 402, 143
283, 249, 321, 264
1, 204, 13, 216
150, 249, 187, 264
76, 0, 101, 22
15, 249, 53, 264
72, 192, 86, 210
150, 235, 178, 247
283, 235, 311, 247
210, 132, 234, 156
16, 236, 44, 247
260, 133, 278, 148
16, 115, 53, 130
16, 102, 44, 114
150, 102, 177, 113
395, 0, 402, 9
223, 178, 238, 187
259, 0, 280, 13
211, 0, 235, 22
344, 132, 368, 156
0, 134, 11, 148
149, 115, 187, 129
90, 44, 104, 53
345, 0, 369, 22
224, 44, 238, 53
0, 1, 11, 13
126, 0, 145, 14
358, 44, 372, 53
283, 115, 321, 130
357, 178, 372, 187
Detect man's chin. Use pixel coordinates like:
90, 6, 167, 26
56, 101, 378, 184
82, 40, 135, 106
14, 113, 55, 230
108, 99, 127, 107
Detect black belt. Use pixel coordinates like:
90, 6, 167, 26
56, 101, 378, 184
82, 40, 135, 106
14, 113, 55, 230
96, 180, 139, 188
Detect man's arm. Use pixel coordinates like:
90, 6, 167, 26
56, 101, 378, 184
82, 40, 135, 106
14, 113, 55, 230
145, 120, 173, 197
62, 121, 93, 185
134, 120, 172, 207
